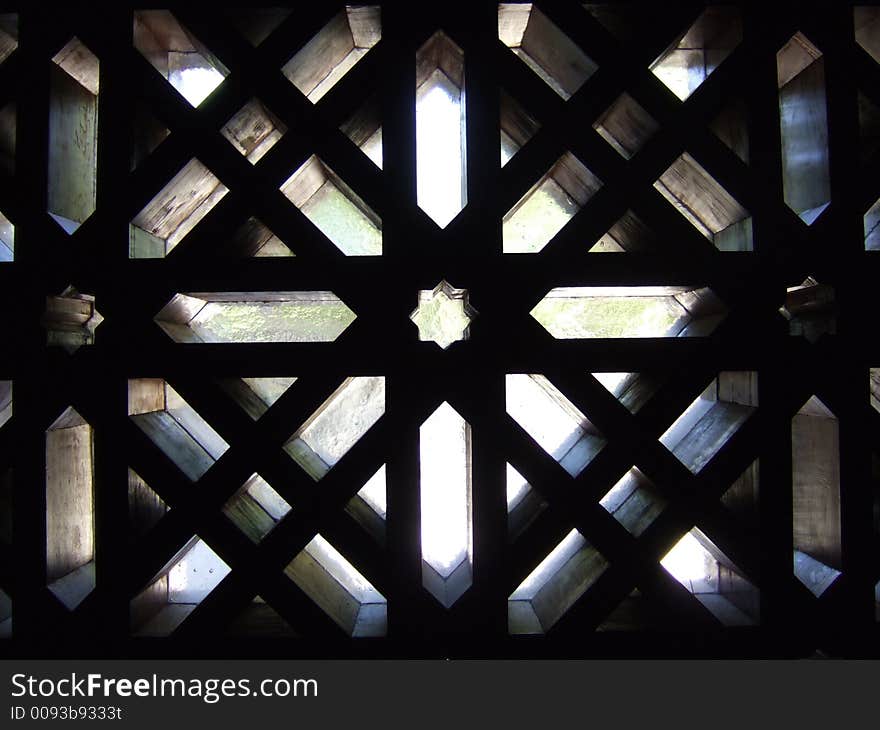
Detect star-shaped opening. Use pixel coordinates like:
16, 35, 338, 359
410, 281, 477, 349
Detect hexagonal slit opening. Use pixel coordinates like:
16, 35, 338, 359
285, 534, 386, 637
223, 473, 291, 543
0, 209, 13, 262
49, 38, 99, 235
594, 93, 658, 159
416, 31, 466, 228
498, 4, 597, 100
134, 10, 228, 107
778, 33, 830, 225
650, 6, 741, 101
46, 407, 95, 610
503, 152, 602, 253
780, 277, 836, 342
156, 292, 355, 344
130, 158, 228, 258
661, 528, 759, 626
419, 402, 472, 608
507, 374, 606, 478
131, 536, 231, 636
532, 286, 726, 339
500, 89, 540, 166
217, 377, 298, 421
221, 98, 286, 165
660, 372, 757, 474
507, 463, 547, 541
0, 14, 17, 65
509, 529, 608, 634
341, 95, 383, 169
43, 286, 103, 353
282, 6, 380, 104
600, 468, 666, 537
792, 396, 841, 597
129, 379, 229, 483
655, 153, 752, 250
284, 377, 385, 481
281, 156, 382, 255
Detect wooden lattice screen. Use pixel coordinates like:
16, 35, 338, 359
0, 1, 878, 658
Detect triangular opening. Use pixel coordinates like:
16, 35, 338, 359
500, 89, 540, 166
128, 468, 168, 540
132, 102, 170, 170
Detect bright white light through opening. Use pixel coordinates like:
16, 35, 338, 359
169, 65, 225, 107
417, 69, 465, 228
660, 532, 715, 592
420, 402, 471, 577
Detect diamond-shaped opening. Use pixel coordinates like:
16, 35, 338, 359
410, 281, 477, 349
285, 534, 387, 637
46, 407, 95, 610
224, 8, 292, 47
779, 277, 836, 342
130, 159, 229, 258
0, 381, 10, 430
156, 291, 355, 344
225, 595, 298, 638
532, 286, 727, 339
341, 95, 383, 169
43, 286, 103, 353
131, 102, 170, 171
416, 31, 466, 228
660, 372, 757, 474
281, 156, 382, 255
711, 97, 749, 164
221, 98, 286, 165
128, 469, 167, 541
661, 528, 759, 626
500, 89, 540, 166
856, 7, 880, 65
217, 377, 298, 421
650, 6, 742, 101
865, 199, 880, 251
499, 4, 597, 100
220, 217, 294, 257
655, 153, 752, 251
0, 14, 17, 65
129, 379, 229, 483
48, 38, 99, 235
507, 463, 547, 541
134, 10, 228, 107
592, 371, 663, 415
284, 377, 385, 481
223, 473, 291, 543
594, 93, 658, 159
778, 33, 830, 225
506, 374, 606, 478
0, 587, 10, 638
721, 460, 760, 528
503, 152, 602, 253
345, 464, 387, 545
0, 102, 15, 177
600, 468, 666, 537
420, 402, 473, 608
792, 396, 841, 597
282, 6, 380, 104
131, 536, 231, 636
509, 529, 608, 634
0, 209, 11, 262
591, 210, 657, 253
